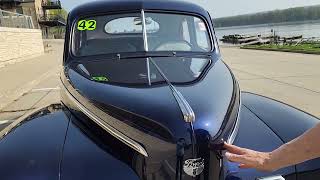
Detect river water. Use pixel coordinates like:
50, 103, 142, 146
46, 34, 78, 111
214, 20, 320, 42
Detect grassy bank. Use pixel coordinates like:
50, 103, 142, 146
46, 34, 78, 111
241, 43, 320, 55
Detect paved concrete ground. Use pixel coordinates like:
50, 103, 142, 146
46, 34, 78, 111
0, 40, 63, 128
221, 47, 320, 118
0, 43, 319, 129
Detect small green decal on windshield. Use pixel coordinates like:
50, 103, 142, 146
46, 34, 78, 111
77, 20, 97, 31
92, 76, 109, 82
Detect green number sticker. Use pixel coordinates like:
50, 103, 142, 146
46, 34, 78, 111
86, 20, 96, 30
77, 20, 97, 31
77, 20, 87, 31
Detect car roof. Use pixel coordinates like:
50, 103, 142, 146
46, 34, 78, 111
68, 0, 211, 21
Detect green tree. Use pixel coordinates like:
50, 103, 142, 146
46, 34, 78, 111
214, 5, 320, 28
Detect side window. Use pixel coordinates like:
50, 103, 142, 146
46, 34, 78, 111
181, 19, 191, 43
194, 18, 210, 51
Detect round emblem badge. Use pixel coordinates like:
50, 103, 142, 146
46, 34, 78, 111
183, 158, 205, 177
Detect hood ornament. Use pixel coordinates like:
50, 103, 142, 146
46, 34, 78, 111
171, 88, 195, 123
149, 58, 196, 123
183, 158, 205, 177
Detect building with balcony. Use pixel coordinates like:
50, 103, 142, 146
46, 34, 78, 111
38, 0, 65, 27
41, 0, 61, 9
38, 0, 66, 38
0, 0, 42, 28
0, 0, 23, 7
0, 0, 66, 38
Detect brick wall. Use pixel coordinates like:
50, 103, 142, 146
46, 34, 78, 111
0, 27, 44, 63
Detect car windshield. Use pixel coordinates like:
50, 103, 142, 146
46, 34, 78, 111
75, 57, 210, 85
72, 12, 212, 56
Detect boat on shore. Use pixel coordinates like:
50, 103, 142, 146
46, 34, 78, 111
220, 34, 303, 45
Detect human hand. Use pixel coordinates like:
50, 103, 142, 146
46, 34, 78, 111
224, 143, 276, 172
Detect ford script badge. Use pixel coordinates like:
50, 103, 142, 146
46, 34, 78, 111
183, 158, 205, 177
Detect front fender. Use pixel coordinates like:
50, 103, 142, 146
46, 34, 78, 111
0, 104, 70, 180
225, 92, 320, 180
242, 92, 319, 143
0, 104, 141, 180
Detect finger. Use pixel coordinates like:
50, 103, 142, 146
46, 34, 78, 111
224, 143, 246, 155
225, 152, 248, 164
239, 163, 253, 169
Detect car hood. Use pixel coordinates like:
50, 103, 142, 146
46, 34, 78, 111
61, 56, 237, 178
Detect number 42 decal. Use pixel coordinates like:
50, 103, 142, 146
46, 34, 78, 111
77, 20, 97, 31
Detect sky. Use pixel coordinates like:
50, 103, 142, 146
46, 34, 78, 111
61, 0, 320, 18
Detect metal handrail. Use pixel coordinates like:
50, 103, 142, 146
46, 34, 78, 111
42, 0, 61, 7
0, 9, 25, 16
38, 14, 65, 23
0, 0, 23, 3
0, 9, 34, 29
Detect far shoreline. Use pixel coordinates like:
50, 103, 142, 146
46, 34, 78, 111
214, 19, 320, 30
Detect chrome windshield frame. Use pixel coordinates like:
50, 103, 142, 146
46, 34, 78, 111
141, 9, 152, 86
141, 9, 149, 52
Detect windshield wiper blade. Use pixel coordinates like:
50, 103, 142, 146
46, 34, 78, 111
117, 53, 176, 60
117, 51, 212, 60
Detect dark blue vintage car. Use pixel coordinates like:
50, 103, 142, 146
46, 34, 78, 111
0, 0, 319, 180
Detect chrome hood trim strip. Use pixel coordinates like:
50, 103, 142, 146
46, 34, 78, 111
257, 175, 285, 180
64, 87, 149, 157
149, 58, 195, 123
227, 92, 241, 144
227, 82, 241, 144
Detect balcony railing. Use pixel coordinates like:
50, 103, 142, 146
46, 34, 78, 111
41, 0, 62, 9
0, 0, 23, 4
38, 14, 66, 26
0, 9, 34, 29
